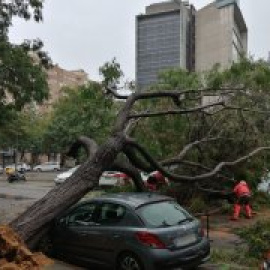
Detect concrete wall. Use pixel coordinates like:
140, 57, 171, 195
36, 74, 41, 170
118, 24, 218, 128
195, 3, 234, 72
146, 1, 180, 15
195, 2, 247, 72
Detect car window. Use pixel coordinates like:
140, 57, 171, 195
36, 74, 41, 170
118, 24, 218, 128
137, 201, 192, 228
97, 203, 125, 225
67, 203, 97, 226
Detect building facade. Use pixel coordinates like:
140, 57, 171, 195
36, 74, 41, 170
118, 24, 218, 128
136, 0, 247, 89
37, 65, 89, 113
136, 1, 196, 90
195, 0, 247, 72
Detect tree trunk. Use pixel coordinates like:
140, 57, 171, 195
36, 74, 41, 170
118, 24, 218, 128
10, 135, 126, 248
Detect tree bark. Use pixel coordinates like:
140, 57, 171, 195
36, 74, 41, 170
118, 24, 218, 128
10, 134, 126, 248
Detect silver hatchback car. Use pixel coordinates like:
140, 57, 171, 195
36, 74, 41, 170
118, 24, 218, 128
50, 193, 210, 270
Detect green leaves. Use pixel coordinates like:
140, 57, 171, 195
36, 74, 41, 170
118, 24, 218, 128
0, 0, 50, 147
0, 0, 44, 40
134, 58, 270, 185
99, 58, 124, 88
44, 82, 117, 152
0, 41, 49, 110
237, 220, 270, 258
156, 68, 201, 90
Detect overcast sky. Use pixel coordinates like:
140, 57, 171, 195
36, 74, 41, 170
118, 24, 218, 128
9, 0, 270, 81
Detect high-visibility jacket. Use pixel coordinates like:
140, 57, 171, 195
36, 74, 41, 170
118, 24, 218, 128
233, 182, 251, 198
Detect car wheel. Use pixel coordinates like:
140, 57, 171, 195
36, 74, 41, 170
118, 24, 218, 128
117, 252, 144, 270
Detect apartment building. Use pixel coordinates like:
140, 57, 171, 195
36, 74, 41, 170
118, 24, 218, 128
37, 65, 89, 113
196, 0, 247, 72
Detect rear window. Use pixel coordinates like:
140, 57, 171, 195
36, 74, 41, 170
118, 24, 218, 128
137, 201, 193, 228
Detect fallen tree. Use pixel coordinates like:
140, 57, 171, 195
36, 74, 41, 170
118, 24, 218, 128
2, 1, 270, 267
5, 84, 270, 251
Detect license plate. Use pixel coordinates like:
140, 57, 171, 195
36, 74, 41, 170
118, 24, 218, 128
174, 233, 196, 247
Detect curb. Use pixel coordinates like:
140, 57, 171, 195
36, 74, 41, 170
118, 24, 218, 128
0, 193, 31, 200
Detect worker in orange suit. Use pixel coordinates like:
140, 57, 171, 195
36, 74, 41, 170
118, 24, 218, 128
231, 180, 252, 220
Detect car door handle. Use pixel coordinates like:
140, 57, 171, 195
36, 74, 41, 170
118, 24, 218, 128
113, 234, 120, 239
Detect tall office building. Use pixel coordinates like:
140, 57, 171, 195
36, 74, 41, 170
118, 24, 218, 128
136, 0, 247, 89
196, 0, 247, 72
136, 1, 196, 90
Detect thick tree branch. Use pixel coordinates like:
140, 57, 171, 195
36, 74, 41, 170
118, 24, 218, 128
127, 140, 270, 182
160, 159, 233, 182
65, 135, 146, 191
66, 136, 98, 160
123, 145, 154, 173
111, 87, 243, 133
224, 105, 270, 115
109, 158, 146, 191
176, 137, 222, 160
128, 101, 224, 119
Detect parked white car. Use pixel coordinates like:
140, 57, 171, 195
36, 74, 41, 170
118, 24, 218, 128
258, 171, 270, 193
5, 162, 31, 172
99, 171, 130, 187
54, 166, 130, 187
33, 162, 60, 172
54, 166, 79, 184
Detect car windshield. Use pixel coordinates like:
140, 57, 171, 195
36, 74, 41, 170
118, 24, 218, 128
137, 200, 193, 228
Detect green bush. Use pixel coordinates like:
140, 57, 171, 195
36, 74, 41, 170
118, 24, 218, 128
210, 247, 258, 268
187, 195, 207, 213
252, 191, 270, 210
237, 220, 270, 259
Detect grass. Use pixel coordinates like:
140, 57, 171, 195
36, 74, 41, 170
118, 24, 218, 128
210, 247, 259, 269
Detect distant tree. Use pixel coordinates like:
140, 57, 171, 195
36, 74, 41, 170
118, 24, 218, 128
99, 57, 124, 88
156, 68, 202, 90
0, 0, 43, 39
132, 68, 201, 159
0, 0, 50, 132
44, 82, 117, 153
146, 58, 270, 184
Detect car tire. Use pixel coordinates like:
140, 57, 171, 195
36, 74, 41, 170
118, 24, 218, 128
117, 252, 144, 270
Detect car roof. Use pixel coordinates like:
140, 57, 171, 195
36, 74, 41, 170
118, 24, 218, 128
83, 192, 174, 209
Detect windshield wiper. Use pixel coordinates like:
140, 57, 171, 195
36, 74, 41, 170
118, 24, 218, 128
177, 217, 193, 225
158, 220, 171, 227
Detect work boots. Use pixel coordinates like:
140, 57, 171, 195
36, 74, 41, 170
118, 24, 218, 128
245, 204, 252, 218
231, 204, 241, 220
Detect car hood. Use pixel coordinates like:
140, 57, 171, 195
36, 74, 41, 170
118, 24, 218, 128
56, 172, 72, 179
